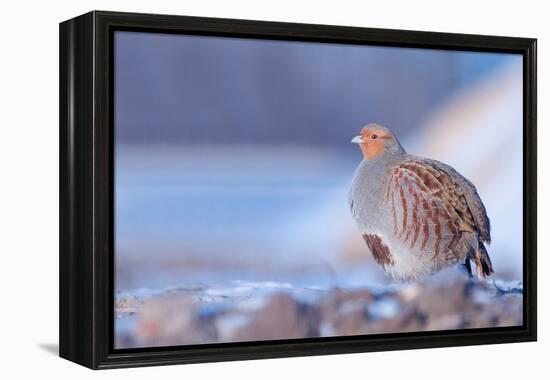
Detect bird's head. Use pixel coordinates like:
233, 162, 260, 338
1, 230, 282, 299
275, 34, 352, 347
351, 123, 404, 160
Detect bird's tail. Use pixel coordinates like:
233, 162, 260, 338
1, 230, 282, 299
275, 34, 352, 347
474, 242, 494, 278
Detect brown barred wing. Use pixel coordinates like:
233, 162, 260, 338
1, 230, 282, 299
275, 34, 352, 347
383, 157, 480, 264
425, 159, 491, 244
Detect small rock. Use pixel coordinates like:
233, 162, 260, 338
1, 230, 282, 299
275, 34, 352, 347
230, 293, 321, 341
136, 295, 217, 347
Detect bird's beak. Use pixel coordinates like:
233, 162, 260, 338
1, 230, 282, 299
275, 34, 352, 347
351, 136, 364, 144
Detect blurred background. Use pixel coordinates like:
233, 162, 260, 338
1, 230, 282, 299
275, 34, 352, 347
114, 31, 523, 348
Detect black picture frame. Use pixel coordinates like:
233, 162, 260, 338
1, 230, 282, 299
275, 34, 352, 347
59, 10, 537, 369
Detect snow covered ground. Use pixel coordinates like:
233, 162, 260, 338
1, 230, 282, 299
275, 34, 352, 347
115, 272, 523, 348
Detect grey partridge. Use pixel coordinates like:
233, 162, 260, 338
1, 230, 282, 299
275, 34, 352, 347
349, 123, 493, 280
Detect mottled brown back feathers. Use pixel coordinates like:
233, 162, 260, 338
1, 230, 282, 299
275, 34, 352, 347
383, 156, 491, 265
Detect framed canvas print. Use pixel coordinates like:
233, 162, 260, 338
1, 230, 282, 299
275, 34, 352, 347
59, 11, 537, 369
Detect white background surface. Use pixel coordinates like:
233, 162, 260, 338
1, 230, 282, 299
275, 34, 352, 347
0, 0, 546, 378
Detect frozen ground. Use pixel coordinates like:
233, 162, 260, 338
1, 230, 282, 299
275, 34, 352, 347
115, 271, 522, 349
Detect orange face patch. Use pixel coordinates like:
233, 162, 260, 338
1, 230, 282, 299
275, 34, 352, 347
358, 128, 391, 160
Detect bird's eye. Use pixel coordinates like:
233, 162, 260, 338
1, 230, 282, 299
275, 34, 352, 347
371, 134, 378, 140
